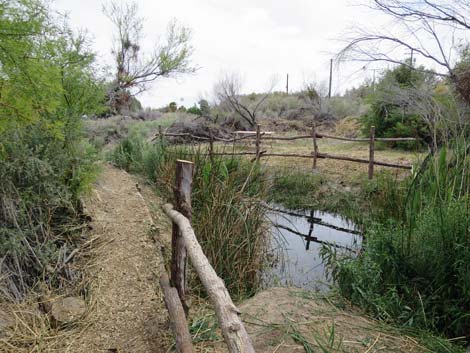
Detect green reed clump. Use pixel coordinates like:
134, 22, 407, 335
323, 137, 470, 341
110, 134, 267, 299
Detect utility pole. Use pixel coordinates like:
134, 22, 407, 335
372, 69, 376, 92
286, 73, 289, 95
328, 59, 333, 99
410, 48, 414, 67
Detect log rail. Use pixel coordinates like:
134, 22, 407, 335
156, 125, 417, 179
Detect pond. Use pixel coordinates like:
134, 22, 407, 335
263, 206, 362, 292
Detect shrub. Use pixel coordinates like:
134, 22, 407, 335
187, 104, 202, 115
0, 0, 104, 299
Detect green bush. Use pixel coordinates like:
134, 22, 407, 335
359, 62, 434, 150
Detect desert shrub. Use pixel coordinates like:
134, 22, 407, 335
85, 116, 136, 148
0, 0, 104, 299
328, 96, 367, 119
85, 113, 178, 149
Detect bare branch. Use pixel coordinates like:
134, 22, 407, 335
338, 0, 469, 78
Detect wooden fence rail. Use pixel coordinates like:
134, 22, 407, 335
160, 160, 255, 353
156, 125, 416, 179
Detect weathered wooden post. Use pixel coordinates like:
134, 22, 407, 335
159, 273, 194, 353
209, 130, 214, 164
158, 125, 163, 145
368, 126, 375, 180
312, 123, 318, 171
171, 160, 194, 316
255, 124, 261, 161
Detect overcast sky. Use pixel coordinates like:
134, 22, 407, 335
53, 0, 392, 108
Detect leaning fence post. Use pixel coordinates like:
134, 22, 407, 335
171, 160, 194, 316
158, 125, 163, 145
368, 126, 375, 180
312, 123, 318, 171
255, 124, 261, 161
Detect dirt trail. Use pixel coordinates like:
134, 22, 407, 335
64, 165, 171, 352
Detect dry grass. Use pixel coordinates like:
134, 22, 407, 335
204, 288, 435, 353
0, 261, 96, 352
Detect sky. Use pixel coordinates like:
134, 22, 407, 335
51, 0, 397, 108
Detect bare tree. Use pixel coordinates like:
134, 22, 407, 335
338, 0, 470, 78
103, 1, 195, 113
214, 73, 276, 128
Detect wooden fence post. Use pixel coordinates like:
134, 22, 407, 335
255, 124, 261, 161
158, 125, 163, 145
368, 126, 375, 180
160, 273, 194, 353
312, 123, 318, 171
209, 130, 214, 164
171, 160, 194, 316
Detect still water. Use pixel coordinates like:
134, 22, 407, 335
263, 206, 362, 291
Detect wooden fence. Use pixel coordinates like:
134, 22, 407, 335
158, 160, 255, 353
156, 124, 417, 179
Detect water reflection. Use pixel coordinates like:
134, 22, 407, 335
263, 206, 362, 291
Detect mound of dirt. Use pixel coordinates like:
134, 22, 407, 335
214, 287, 425, 353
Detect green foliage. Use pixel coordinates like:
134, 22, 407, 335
168, 101, 177, 112
360, 62, 432, 149
0, 0, 104, 298
187, 104, 202, 115
454, 45, 470, 106
198, 99, 211, 116
324, 138, 470, 342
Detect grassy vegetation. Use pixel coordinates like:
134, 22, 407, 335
322, 139, 470, 345
109, 129, 268, 299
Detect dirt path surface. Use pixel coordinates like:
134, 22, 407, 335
64, 165, 171, 352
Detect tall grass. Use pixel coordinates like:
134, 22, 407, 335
323, 137, 470, 342
110, 132, 267, 299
